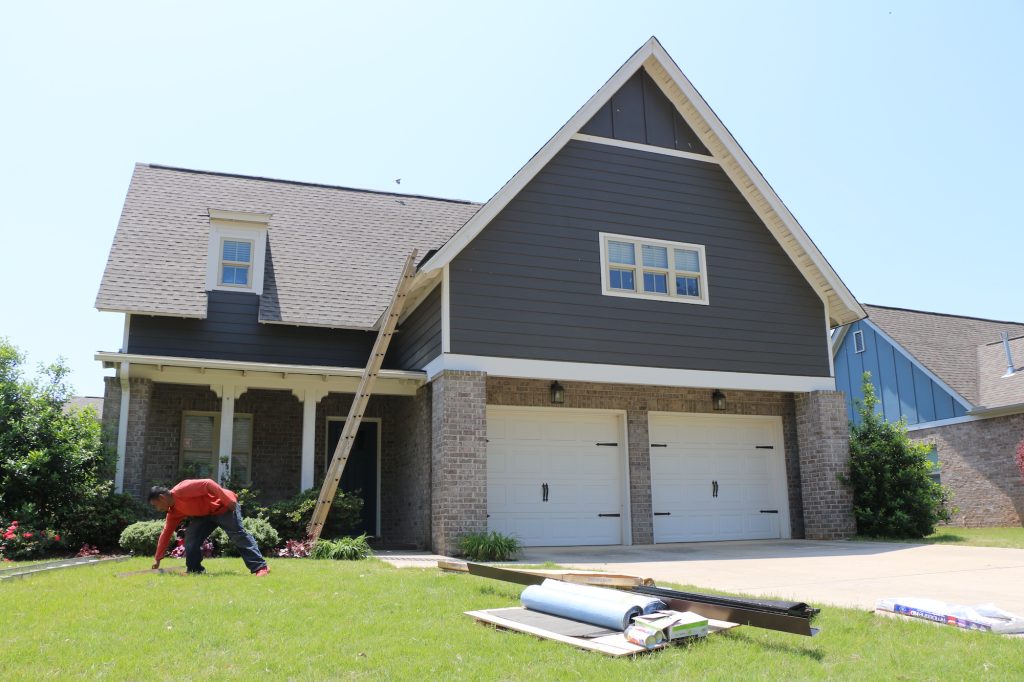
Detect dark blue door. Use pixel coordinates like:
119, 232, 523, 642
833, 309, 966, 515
326, 420, 378, 537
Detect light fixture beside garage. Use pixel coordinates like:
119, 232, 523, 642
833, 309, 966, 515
550, 381, 565, 404
712, 389, 727, 411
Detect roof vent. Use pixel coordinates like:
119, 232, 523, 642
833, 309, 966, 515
1001, 331, 1017, 377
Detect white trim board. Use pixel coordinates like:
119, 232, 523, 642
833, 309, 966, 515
571, 133, 720, 164
414, 37, 864, 328
424, 353, 835, 392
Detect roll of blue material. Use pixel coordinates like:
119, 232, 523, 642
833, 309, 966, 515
521, 584, 643, 630
539, 579, 666, 615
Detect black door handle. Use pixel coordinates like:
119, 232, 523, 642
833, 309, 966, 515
760, 509, 779, 514
650, 443, 667, 448
654, 512, 671, 516
542, 483, 548, 502
712, 480, 719, 498
598, 513, 620, 517
595, 442, 618, 447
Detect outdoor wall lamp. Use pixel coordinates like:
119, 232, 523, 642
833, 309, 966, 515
550, 381, 565, 405
712, 389, 727, 411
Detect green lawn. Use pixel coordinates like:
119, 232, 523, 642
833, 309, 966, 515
856, 526, 1024, 550
2, 557, 1022, 680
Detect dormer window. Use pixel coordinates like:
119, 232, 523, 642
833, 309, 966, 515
205, 209, 271, 294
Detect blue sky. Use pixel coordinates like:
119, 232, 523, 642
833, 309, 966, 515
1, 1, 1021, 397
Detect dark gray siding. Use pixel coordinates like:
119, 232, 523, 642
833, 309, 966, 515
448, 139, 830, 377
128, 290, 393, 368
386, 285, 442, 369
581, 69, 709, 156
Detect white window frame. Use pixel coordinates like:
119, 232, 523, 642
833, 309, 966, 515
853, 330, 866, 354
217, 237, 255, 288
180, 411, 253, 486
205, 209, 270, 294
599, 232, 710, 305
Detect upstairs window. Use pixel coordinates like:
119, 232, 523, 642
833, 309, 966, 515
853, 330, 866, 354
600, 233, 709, 305
220, 239, 253, 287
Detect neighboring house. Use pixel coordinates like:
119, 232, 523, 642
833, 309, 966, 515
95, 37, 866, 554
833, 305, 1024, 526
66, 396, 104, 420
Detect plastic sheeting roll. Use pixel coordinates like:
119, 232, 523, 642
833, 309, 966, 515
538, 578, 666, 615
521, 584, 643, 630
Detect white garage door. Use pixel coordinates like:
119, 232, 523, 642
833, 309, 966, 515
649, 413, 790, 543
487, 407, 626, 547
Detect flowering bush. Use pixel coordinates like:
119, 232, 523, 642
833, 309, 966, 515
76, 544, 101, 558
1016, 439, 1024, 482
1, 519, 62, 560
168, 537, 215, 558
277, 539, 312, 558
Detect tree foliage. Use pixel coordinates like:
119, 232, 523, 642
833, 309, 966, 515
845, 372, 953, 538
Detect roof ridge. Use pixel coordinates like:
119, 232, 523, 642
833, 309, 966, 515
865, 303, 1024, 327
143, 163, 483, 206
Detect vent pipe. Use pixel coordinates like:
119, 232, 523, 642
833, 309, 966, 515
1002, 331, 1017, 377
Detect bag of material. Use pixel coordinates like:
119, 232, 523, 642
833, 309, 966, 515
538, 578, 666, 614
877, 597, 1024, 634
521, 583, 652, 630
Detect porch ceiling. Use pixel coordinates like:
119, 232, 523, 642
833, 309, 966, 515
95, 352, 425, 397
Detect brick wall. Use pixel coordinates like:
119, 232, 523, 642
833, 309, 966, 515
124, 378, 154, 498
486, 378, 806, 542
431, 371, 488, 555
912, 414, 1024, 527
795, 391, 855, 540
382, 385, 432, 548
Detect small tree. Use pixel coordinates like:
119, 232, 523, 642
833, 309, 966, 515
1015, 439, 1024, 482
846, 372, 953, 538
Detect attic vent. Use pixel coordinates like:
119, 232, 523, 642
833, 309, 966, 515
853, 330, 866, 354
1001, 332, 1017, 377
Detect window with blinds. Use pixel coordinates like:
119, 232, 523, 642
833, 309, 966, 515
600, 233, 709, 304
180, 413, 254, 485
219, 238, 253, 287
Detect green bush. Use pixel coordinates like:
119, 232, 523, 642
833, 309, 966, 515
119, 520, 167, 556
210, 517, 280, 556
458, 531, 521, 561
845, 372, 954, 538
265, 488, 362, 540
310, 534, 372, 561
0, 340, 114, 536
65, 492, 145, 550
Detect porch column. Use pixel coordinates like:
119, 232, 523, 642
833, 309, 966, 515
795, 390, 856, 539
212, 384, 247, 484
294, 388, 329, 492
114, 362, 130, 493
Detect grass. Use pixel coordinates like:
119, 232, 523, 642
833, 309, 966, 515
2, 557, 1023, 680
856, 526, 1024, 550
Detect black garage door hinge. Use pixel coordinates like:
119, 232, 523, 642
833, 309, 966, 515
650, 443, 667, 447
654, 512, 671, 516
759, 509, 779, 514
597, 513, 621, 517
756, 445, 775, 449
595, 442, 618, 447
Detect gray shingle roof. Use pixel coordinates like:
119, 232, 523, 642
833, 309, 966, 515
96, 164, 481, 329
977, 336, 1024, 409
864, 304, 1024, 406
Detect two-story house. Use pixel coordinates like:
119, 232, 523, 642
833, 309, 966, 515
95, 37, 865, 554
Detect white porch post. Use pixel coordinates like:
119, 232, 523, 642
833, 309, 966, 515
114, 361, 130, 493
212, 384, 246, 483
295, 388, 329, 492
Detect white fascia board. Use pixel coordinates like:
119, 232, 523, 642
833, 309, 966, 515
861, 318, 974, 411
258, 317, 378, 332
420, 38, 658, 274
95, 306, 206, 319
906, 402, 1024, 431
424, 353, 835, 393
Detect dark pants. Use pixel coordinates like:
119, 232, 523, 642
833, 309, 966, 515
184, 505, 267, 574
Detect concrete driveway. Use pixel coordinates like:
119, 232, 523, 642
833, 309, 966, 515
519, 540, 1024, 614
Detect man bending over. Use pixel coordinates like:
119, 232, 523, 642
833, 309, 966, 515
148, 479, 269, 576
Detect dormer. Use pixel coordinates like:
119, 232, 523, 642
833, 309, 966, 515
205, 209, 271, 295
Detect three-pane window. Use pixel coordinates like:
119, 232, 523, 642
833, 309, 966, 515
220, 239, 253, 287
601, 234, 708, 304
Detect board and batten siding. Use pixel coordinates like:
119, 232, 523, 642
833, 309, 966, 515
448, 139, 830, 376
386, 285, 442, 370
834, 320, 967, 425
127, 290, 406, 369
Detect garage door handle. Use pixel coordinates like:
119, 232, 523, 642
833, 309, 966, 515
598, 513, 620, 517
654, 512, 671, 516
650, 443, 667, 447
759, 509, 779, 514
712, 480, 718, 498
596, 442, 618, 447
542, 483, 549, 502
756, 445, 774, 450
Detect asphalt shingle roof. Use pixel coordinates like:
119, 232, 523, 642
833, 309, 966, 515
864, 304, 1024, 407
95, 164, 481, 329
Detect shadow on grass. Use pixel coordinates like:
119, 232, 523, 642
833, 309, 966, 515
720, 629, 825, 662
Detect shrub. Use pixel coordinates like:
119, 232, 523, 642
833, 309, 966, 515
210, 517, 280, 556
845, 372, 954, 538
0, 340, 114, 535
265, 488, 362, 540
119, 520, 166, 556
64, 491, 145, 550
0, 519, 62, 560
310, 534, 372, 561
458, 531, 521, 561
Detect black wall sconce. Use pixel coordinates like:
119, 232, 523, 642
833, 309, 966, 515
550, 381, 565, 404
712, 389, 727, 411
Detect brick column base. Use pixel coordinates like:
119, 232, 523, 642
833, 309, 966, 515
795, 390, 855, 539
124, 377, 154, 499
430, 371, 488, 556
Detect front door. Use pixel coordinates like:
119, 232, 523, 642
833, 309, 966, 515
326, 419, 379, 537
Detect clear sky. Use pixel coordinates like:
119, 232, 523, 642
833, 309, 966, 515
1, 1, 1021, 397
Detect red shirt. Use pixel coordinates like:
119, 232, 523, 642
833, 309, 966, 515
154, 479, 238, 560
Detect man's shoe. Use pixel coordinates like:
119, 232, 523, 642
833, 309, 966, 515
254, 567, 269, 577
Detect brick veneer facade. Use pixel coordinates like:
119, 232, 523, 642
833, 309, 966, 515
795, 391, 856, 539
911, 414, 1024, 527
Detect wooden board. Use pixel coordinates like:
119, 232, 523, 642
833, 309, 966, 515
466, 608, 739, 657
116, 566, 188, 577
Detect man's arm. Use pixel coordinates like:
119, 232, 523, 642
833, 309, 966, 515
152, 512, 182, 568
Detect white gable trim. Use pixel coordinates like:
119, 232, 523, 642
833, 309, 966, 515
571, 133, 719, 164
417, 37, 864, 329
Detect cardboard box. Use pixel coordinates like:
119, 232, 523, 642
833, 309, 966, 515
633, 610, 709, 640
